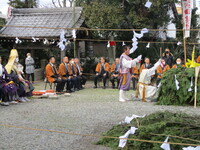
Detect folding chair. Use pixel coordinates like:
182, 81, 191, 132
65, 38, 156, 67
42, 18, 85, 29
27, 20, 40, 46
44, 78, 56, 90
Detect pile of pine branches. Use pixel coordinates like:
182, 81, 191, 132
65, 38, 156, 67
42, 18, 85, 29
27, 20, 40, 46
157, 67, 200, 106
97, 112, 200, 150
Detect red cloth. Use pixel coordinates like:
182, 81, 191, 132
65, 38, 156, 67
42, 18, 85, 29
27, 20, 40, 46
110, 41, 116, 46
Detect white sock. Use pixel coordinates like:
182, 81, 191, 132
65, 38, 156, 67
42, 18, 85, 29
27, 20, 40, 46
119, 90, 126, 102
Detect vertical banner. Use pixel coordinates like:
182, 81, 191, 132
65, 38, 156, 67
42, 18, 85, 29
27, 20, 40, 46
182, 0, 193, 38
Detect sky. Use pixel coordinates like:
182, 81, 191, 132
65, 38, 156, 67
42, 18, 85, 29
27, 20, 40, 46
1, 0, 200, 15
0, 0, 53, 15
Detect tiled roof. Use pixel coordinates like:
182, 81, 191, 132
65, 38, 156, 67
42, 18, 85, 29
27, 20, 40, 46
0, 7, 84, 38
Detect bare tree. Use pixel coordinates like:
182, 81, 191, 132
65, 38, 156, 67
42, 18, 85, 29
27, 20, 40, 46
58, 0, 62, 7
52, 0, 57, 7
52, 0, 74, 8
68, 0, 73, 7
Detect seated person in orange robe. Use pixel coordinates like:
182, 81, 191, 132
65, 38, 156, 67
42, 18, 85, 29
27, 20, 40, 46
110, 58, 120, 89
59, 56, 75, 93
69, 58, 82, 91
94, 57, 110, 89
45, 56, 64, 92
74, 58, 87, 89
131, 66, 139, 90
139, 57, 153, 73
172, 58, 185, 69
196, 56, 200, 63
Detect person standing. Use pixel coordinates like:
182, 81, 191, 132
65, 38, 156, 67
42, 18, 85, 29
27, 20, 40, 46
163, 48, 173, 68
118, 45, 142, 102
25, 53, 35, 83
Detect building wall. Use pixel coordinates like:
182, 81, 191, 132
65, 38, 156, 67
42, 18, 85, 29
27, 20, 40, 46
86, 42, 107, 58
93, 42, 107, 57
166, 9, 176, 39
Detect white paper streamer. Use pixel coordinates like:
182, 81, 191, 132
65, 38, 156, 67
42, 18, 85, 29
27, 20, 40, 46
72, 29, 76, 39
43, 38, 49, 45
15, 37, 22, 44
120, 114, 145, 124
195, 86, 197, 93
146, 42, 150, 48
57, 42, 65, 51
175, 75, 180, 90
122, 41, 126, 46
50, 39, 55, 44
57, 30, 67, 51
157, 82, 162, 88
130, 28, 149, 54
145, 0, 152, 8
183, 146, 200, 150
160, 136, 171, 150
32, 37, 39, 42
107, 41, 110, 48
32, 37, 36, 42
141, 28, 149, 34
134, 31, 143, 39
60, 30, 67, 42
65, 40, 71, 46
188, 77, 193, 92
119, 127, 138, 148
177, 41, 182, 45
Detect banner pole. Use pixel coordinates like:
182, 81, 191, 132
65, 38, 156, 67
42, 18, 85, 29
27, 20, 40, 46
183, 31, 187, 64
181, 0, 187, 64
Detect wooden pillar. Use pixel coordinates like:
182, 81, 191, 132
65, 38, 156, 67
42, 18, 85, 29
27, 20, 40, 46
181, 1, 187, 64
108, 36, 115, 63
60, 49, 66, 62
31, 49, 34, 58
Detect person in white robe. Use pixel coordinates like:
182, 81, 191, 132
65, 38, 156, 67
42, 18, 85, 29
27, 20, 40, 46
134, 59, 161, 102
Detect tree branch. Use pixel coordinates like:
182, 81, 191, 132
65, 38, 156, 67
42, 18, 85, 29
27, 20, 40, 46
57, 0, 62, 7
52, 0, 57, 8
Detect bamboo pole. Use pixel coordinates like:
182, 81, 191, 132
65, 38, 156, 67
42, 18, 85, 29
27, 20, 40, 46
194, 67, 200, 109
73, 0, 76, 58
183, 33, 187, 64
160, 47, 162, 58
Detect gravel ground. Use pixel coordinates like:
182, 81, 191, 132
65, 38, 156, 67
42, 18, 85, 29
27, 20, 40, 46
0, 81, 200, 150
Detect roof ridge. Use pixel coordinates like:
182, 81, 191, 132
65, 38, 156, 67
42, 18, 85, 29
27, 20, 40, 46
12, 7, 82, 14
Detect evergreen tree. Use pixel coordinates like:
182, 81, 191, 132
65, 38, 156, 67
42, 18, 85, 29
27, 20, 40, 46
78, 0, 199, 61
0, 18, 6, 30
8, 0, 38, 8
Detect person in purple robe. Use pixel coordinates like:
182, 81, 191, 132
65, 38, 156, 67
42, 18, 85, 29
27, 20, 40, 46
0, 56, 18, 106
5, 49, 34, 103
118, 45, 142, 102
